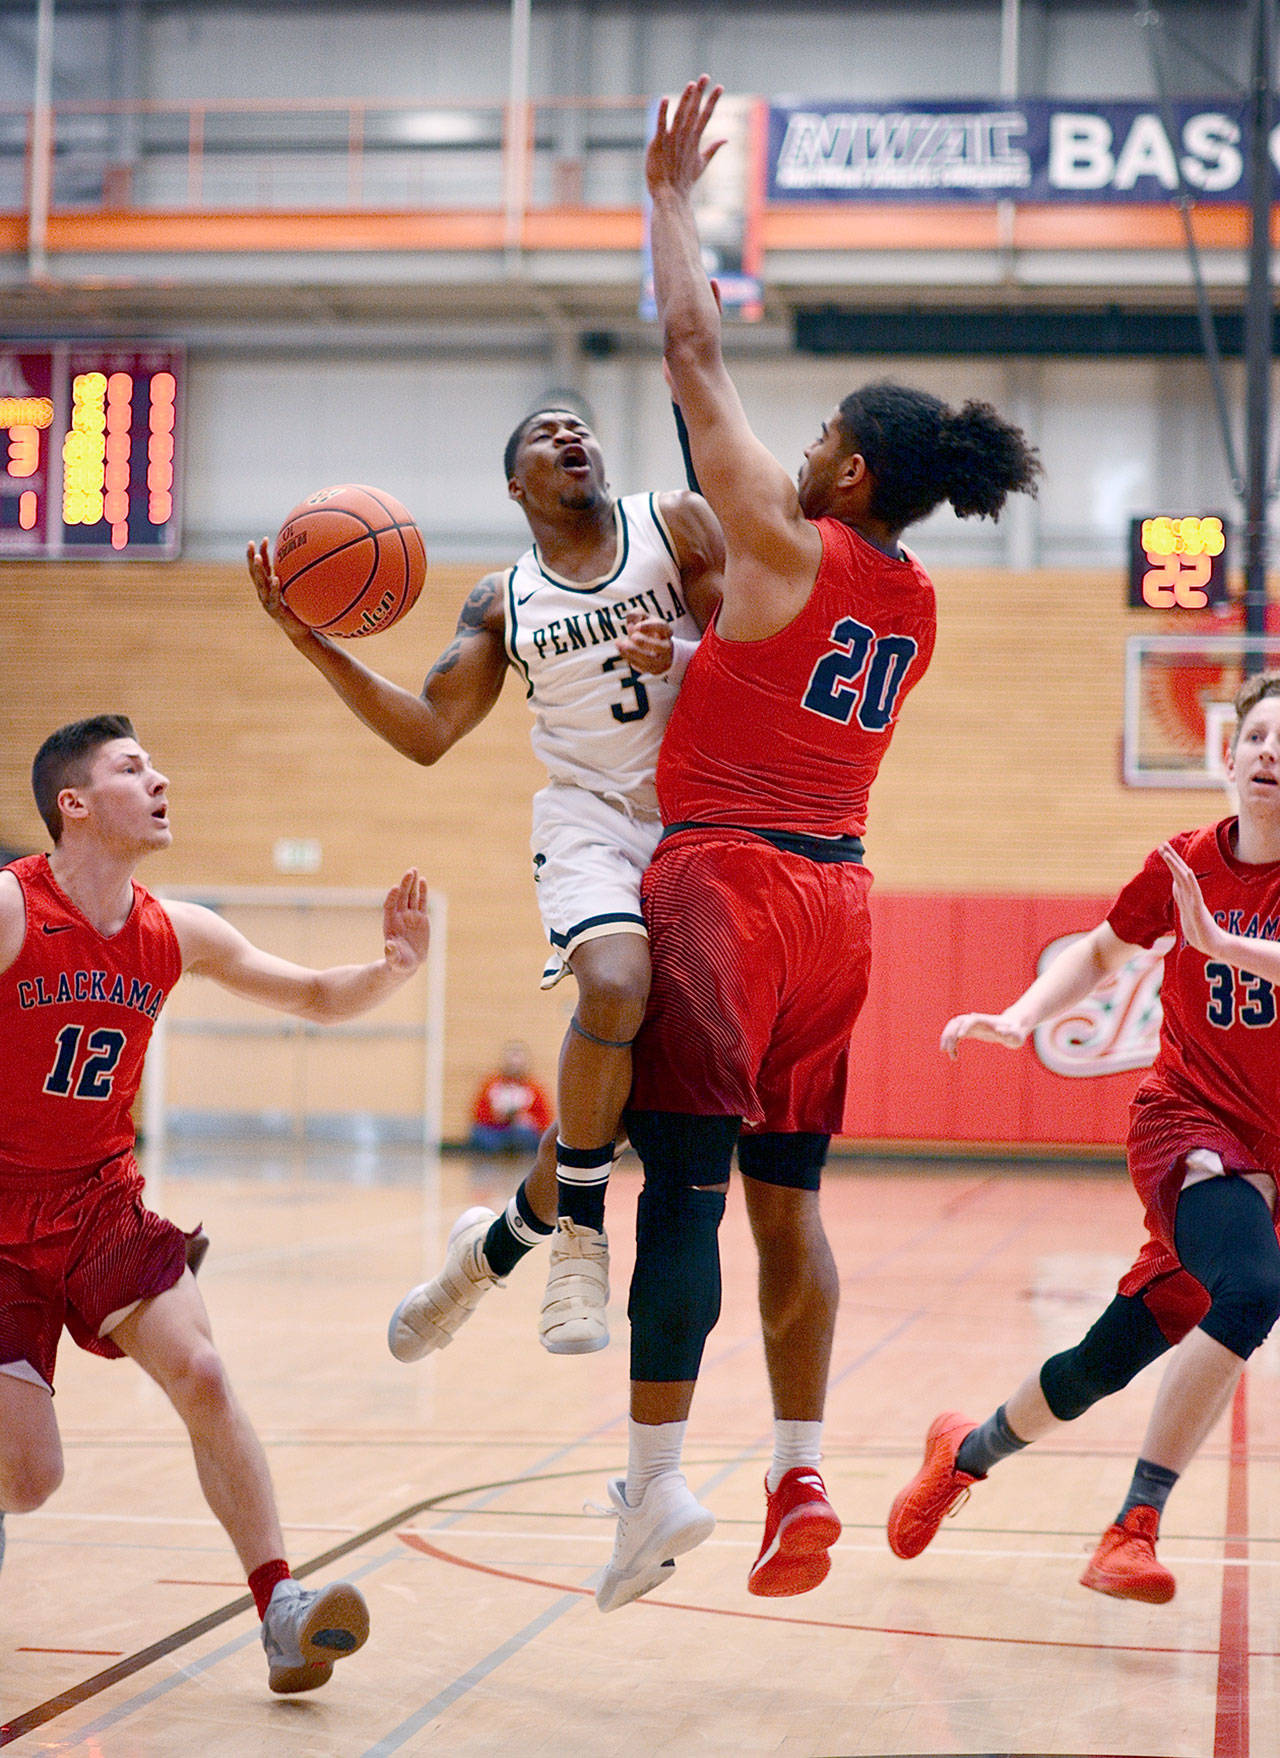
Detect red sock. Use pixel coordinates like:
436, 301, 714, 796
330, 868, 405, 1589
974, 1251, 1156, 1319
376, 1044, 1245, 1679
249, 1558, 292, 1620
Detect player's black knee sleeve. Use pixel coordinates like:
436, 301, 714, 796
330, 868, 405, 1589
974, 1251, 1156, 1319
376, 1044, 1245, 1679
1175, 1175, 1280, 1361
628, 1181, 727, 1381
1039, 1293, 1172, 1422
624, 1111, 738, 1384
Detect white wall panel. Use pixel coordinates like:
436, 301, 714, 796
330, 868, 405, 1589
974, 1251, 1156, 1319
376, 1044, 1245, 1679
184, 351, 552, 554
117, 2, 1249, 107
178, 344, 1269, 572
145, 7, 518, 103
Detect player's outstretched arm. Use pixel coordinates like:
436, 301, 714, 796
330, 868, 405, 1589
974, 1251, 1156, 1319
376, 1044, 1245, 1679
166, 869, 430, 1022
646, 79, 818, 632
1161, 839, 1280, 980
658, 489, 725, 630
941, 920, 1141, 1059
249, 540, 508, 764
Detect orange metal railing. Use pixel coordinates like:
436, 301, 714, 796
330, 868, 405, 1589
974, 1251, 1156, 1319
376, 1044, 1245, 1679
0, 93, 1263, 259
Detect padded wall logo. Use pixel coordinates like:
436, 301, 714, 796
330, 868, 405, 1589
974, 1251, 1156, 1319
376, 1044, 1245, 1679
1032, 932, 1171, 1078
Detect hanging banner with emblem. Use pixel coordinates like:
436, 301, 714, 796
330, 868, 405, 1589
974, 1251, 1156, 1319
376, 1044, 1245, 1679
768, 98, 1261, 204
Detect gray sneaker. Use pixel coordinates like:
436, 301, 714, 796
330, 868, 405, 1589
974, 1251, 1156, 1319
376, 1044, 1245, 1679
388, 1206, 501, 1361
260, 1578, 369, 1694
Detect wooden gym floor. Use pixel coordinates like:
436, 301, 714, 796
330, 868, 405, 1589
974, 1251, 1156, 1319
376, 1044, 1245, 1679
1, 1142, 1275, 1757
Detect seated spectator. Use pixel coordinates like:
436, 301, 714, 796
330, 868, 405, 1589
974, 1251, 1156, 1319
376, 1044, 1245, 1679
469, 1040, 552, 1156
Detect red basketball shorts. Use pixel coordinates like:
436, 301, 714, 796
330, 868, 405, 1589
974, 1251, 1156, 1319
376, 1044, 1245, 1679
1115, 1087, 1280, 1341
629, 831, 873, 1133
0, 1152, 196, 1390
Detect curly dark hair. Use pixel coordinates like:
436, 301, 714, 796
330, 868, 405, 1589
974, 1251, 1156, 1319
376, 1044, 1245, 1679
836, 381, 1042, 533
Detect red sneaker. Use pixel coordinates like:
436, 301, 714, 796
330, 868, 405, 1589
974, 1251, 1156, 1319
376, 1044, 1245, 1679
887, 1411, 982, 1559
747, 1467, 842, 1597
1080, 1505, 1175, 1604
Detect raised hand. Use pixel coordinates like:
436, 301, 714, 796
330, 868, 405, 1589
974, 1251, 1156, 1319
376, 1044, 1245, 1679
645, 75, 725, 200
1159, 840, 1224, 958
382, 869, 431, 973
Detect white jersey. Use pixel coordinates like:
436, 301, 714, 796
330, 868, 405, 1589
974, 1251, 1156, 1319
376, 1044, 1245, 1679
503, 492, 699, 814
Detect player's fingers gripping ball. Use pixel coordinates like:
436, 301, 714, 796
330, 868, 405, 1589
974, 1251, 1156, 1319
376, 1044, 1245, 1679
274, 484, 426, 637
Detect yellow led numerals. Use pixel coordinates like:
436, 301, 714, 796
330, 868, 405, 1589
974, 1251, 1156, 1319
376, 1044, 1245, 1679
62, 371, 108, 527
1139, 516, 1226, 609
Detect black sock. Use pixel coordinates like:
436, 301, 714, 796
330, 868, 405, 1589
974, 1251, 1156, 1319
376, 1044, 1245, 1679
556, 1140, 612, 1231
1118, 1457, 1179, 1526
482, 1182, 553, 1279
955, 1404, 1029, 1477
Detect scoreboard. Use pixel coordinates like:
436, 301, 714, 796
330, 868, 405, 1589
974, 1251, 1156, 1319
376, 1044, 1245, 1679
1127, 513, 1228, 611
0, 342, 183, 558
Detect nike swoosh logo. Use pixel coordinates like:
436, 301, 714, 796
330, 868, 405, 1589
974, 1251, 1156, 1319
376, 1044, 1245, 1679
41, 923, 72, 935
516, 590, 539, 606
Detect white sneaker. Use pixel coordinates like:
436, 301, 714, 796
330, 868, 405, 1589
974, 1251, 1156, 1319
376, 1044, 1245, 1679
596, 1474, 715, 1613
260, 1578, 369, 1695
538, 1218, 610, 1354
388, 1206, 501, 1362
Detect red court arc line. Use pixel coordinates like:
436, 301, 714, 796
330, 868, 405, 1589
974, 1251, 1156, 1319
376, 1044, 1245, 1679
0, 1464, 612, 1747
16, 1649, 123, 1657
396, 1530, 1220, 1659
1214, 1372, 1250, 1758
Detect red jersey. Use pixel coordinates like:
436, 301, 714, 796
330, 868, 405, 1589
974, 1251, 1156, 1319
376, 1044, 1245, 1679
472, 1072, 552, 1132
656, 518, 937, 838
1107, 820, 1280, 1155
0, 855, 182, 1174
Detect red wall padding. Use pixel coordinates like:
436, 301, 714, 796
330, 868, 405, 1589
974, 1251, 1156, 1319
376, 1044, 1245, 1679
842, 893, 1148, 1148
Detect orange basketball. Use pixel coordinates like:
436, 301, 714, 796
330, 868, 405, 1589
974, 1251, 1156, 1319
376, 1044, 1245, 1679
274, 484, 426, 638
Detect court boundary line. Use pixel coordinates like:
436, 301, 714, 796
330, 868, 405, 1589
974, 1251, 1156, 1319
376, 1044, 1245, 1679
1214, 1373, 1250, 1758
0, 1465, 607, 1748
397, 1529, 1253, 1660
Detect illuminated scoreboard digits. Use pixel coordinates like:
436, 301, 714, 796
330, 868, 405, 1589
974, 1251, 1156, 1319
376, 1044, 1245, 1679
1128, 513, 1229, 610
0, 343, 182, 557
0, 349, 55, 549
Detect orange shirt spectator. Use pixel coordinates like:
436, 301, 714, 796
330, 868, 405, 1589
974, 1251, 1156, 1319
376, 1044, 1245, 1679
469, 1040, 552, 1155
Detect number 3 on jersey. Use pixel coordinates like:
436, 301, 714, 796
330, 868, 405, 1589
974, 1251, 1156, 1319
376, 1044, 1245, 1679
602, 653, 651, 724
802, 617, 918, 731
43, 1023, 127, 1100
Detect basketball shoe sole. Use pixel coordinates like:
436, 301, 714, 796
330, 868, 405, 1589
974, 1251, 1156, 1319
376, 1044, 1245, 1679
596, 1474, 714, 1612
387, 1206, 499, 1361
887, 1411, 981, 1560
749, 1467, 842, 1597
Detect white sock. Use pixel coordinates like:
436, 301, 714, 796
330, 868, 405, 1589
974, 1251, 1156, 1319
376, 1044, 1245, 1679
767, 1419, 824, 1493
624, 1418, 688, 1505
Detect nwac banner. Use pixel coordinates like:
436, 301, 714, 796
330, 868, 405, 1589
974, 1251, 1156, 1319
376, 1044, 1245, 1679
768, 98, 1268, 203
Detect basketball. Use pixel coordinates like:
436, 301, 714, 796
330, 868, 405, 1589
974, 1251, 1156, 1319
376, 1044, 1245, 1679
273, 484, 426, 638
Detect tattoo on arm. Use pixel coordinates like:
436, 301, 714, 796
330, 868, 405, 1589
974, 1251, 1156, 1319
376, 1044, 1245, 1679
458, 577, 500, 631
422, 577, 502, 691
424, 639, 464, 685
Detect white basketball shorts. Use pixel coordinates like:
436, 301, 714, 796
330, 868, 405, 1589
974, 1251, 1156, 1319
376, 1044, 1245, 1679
530, 782, 660, 989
